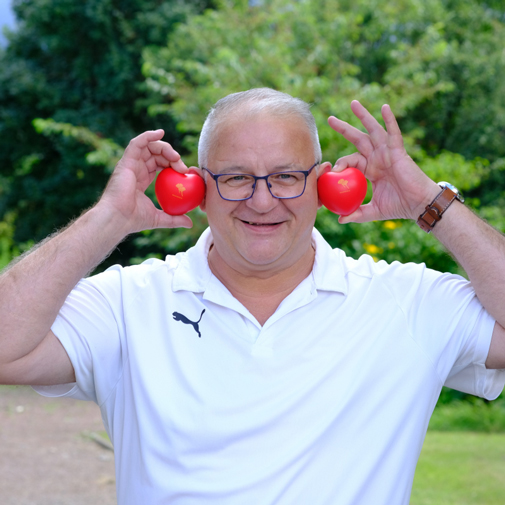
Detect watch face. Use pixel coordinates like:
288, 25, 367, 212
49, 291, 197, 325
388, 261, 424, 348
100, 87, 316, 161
438, 181, 465, 203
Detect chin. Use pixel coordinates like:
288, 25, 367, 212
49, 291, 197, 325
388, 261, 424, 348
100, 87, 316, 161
239, 246, 291, 269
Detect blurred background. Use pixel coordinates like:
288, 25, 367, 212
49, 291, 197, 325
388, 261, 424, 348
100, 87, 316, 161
1, 0, 505, 503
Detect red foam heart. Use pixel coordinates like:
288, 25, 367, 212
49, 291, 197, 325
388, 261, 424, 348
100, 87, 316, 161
155, 168, 205, 215
317, 168, 368, 216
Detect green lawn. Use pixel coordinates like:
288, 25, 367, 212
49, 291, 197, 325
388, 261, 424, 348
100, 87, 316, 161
411, 432, 505, 504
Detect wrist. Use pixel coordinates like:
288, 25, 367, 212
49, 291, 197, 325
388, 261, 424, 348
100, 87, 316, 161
415, 182, 464, 233
80, 203, 132, 249
409, 181, 442, 221
93, 195, 141, 233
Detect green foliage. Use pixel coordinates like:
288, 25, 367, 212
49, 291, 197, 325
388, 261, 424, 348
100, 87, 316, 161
0, 0, 215, 266
429, 398, 505, 433
314, 214, 461, 273
143, 0, 505, 271
1, 0, 504, 274
430, 387, 505, 433
0, 212, 20, 270
32, 118, 124, 173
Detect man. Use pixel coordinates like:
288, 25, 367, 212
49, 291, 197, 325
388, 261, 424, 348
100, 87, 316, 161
0, 88, 504, 504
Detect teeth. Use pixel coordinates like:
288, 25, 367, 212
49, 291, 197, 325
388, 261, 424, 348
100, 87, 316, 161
241, 219, 282, 226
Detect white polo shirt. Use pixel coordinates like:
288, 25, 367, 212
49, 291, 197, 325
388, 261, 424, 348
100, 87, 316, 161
39, 228, 504, 505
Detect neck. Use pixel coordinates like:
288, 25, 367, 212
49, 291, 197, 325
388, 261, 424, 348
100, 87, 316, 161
208, 244, 315, 325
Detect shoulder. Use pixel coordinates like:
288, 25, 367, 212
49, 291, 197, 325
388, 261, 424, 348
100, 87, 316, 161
312, 228, 470, 299
343, 253, 427, 281
83, 234, 213, 301
311, 228, 454, 299
78, 255, 181, 306
340, 250, 472, 307
89, 255, 178, 283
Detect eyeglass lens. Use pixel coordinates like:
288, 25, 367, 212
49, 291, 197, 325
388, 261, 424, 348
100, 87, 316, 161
218, 172, 307, 200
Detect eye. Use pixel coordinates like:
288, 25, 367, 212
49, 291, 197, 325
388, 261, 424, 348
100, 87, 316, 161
221, 174, 254, 186
270, 172, 303, 184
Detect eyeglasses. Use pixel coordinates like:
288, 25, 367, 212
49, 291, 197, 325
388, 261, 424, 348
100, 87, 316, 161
202, 161, 319, 201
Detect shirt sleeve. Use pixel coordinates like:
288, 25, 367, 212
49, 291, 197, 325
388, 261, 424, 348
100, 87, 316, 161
35, 266, 125, 405
399, 263, 505, 400
443, 315, 503, 400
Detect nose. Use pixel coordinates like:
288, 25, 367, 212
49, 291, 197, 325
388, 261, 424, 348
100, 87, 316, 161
245, 178, 278, 212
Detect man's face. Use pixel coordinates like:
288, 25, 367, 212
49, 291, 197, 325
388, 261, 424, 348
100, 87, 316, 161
201, 113, 322, 276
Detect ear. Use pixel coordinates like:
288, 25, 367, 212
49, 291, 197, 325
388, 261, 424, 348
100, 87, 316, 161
316, 162, 333, 209
316, 161, 333, 179
193, 166, 207, 212
199, 195, 207, 212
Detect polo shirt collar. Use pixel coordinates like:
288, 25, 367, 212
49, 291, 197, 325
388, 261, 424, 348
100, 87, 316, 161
171, 228, 214, 293
171, 227, 348, 296
310, 228, 348, 295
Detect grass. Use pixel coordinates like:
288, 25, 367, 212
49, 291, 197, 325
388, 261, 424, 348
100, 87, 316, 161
411, 431, 505, 504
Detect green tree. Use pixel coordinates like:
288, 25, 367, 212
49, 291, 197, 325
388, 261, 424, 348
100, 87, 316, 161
0, 0, 215, 268
142, 0, 505, 273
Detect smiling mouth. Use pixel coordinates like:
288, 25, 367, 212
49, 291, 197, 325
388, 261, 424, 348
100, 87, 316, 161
241, 220, 283, 226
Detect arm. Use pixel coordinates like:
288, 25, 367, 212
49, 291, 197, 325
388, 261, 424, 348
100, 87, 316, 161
0, 130, 193, 386
328, 101, 505, 369
432, 201, 505, 369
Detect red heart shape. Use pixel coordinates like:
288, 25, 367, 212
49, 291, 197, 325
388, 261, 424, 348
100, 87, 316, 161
155, 168, 205, 215
317, 168, 368, 216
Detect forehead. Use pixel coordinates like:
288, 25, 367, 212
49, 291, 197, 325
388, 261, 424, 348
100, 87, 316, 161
208, 113, 314, 169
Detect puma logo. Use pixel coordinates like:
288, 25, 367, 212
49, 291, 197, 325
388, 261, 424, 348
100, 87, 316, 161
172, 309, 206, 338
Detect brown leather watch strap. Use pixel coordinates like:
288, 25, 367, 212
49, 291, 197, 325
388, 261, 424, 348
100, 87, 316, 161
416, 187, 458, 233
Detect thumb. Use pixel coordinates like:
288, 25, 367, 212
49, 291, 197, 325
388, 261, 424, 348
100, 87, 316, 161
338, 203, 377, 224
153, 210, 194, 230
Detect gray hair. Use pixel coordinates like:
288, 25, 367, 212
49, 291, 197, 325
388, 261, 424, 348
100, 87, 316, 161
198, 88, 322, 167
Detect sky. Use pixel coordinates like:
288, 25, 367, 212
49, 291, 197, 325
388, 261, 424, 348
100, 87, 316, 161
0, 0, 16, 47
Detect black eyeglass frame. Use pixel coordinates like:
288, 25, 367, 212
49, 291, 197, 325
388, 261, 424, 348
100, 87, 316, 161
202, 161, 320, 202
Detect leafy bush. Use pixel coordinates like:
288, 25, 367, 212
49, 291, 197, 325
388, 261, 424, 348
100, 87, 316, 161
430, 393, 505, 432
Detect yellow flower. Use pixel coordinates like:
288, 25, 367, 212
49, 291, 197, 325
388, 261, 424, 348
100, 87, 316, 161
384, 220, 400, 230
363, 243, 383, 255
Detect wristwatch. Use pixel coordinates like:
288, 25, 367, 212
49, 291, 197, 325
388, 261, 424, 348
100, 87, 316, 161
416, 182, 464, 233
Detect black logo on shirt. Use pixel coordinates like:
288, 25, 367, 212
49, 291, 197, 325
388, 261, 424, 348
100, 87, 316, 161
172, 309, 206, 338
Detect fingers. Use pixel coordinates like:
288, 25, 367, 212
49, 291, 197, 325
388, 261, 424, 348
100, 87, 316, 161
125, 130, 188, 173
327, 102, 411, 225
134, 129, 166, 145
381, 104, 405, 149
333, 153, 368, 173
328, 115, 374, 158
148, 140, 188, 173
350, 101, 382, 134
351, 101, 404, 150
329, 102, 403, 154
125, 129, 165, 159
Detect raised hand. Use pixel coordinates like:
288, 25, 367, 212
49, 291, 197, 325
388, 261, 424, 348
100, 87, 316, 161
98, 130, 195, 233
328, 101, 440, 224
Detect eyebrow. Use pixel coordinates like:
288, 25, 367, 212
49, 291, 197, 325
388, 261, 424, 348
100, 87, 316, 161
213, 163, 301, 174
